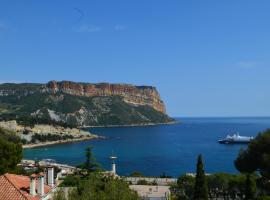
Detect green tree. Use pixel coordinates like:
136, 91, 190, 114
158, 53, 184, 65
0, 128, 23, 175
193, 154, 208, 200
53, 189, 66, 200
66, 173, 140, 200
130, 171, 144, 177
235, 129, 270, 179
245, 174, 256, 200
79, 146, 100, 172
177, 174, 195, 199
233, 130, 270, 199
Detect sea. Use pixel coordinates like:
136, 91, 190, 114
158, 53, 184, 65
23, 117, 270, 177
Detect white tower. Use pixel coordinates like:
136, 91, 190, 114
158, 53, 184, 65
37, 174, 44, 196
47, 166, 54, 187
29, 176, 36, 196
109, 155, 117, 175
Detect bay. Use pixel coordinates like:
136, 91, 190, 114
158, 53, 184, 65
23, 117, 270, 177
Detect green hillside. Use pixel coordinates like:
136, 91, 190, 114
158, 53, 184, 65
0, 85, 173, 127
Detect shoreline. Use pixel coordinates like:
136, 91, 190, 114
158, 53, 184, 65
23, 135, 102, 149
22, 121, 178, 149
81, 120, 179, 128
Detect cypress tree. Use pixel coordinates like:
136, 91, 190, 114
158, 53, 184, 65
194, 154, 208, 200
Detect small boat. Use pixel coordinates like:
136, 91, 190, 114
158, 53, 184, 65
218, 133, 253, 144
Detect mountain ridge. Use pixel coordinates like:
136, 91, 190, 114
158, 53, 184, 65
0, 81, 173, 127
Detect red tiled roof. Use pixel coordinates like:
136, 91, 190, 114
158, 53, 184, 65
0, 175, 26, 200
0, 173, 52, 200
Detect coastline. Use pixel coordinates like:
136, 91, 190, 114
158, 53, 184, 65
22, 122, 177, 148
22, 121, 178, 149
22, 135, 102, 149
81, 120, 179, 128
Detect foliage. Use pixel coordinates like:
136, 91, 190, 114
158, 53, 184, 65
30, 133, 74, 143
194, 154, 208, 200
0, 128, 23, 175
53, 188, 66, 200
59, 175, 82, 187
177, 175, 195, 199
130, 171, 144, 177
256, 196, 270, 200
245, 174, 256, 200
0, 83, 173, 127
208, 173, 246, 199
58, 172, 140, 200
175, 173, 255, 200
78, 146, 100, 172
235, 129, 270, 179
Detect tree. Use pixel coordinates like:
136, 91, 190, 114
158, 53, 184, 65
177, 174, 195, 199
245, 174, 256, 200
79, 146, 100, 172
130, 171, 144, 177
0, 128, 23, 175
53, 189, 66, 200
233, 130, 270, 199
65, 173, 140, 200
235, 129, 270, 179
194, 154, 208, 200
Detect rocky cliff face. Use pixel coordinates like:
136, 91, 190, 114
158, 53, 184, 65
44, 81, 166, 114
0, 81, 173, 126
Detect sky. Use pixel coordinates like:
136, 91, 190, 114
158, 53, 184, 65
0, 0, 269, 117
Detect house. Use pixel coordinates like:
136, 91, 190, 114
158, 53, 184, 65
0, 166, 57, 200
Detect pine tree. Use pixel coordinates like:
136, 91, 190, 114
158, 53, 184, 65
83, 146, 99, 172
194, 154, 208, 200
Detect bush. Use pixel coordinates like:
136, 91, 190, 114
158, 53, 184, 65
0, 128, 23, 175
59, 172, 140, 200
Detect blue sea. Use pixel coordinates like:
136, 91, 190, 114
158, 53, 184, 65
23, 117, 270, 177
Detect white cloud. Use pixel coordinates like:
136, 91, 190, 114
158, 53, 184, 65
114, 24, 126, 31
74, 24, 101, 33
235, 61, 257, 69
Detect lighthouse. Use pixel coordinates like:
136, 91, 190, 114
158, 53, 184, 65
109, 155, 117, 175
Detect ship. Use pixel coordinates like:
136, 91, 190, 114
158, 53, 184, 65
218, 133, 254, 144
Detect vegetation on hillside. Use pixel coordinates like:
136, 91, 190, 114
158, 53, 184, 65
30, 133, 75, 143
0, 89, 173, 127
0, 128, 23, 175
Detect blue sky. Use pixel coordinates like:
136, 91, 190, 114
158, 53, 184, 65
0, 0, 269, 117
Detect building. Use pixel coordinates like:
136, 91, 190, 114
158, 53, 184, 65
0, 167, 57, 200
130, 185, 171, 200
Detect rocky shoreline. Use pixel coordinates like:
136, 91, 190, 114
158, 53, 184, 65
81, 121, 178, 128
0, 120, 101, 148
22, 134, 102, 149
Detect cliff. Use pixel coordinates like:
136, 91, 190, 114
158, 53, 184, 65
0, 81, 173, 127
44, 81, 166, 113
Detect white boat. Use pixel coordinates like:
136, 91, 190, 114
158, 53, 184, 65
218, 133, 253, 144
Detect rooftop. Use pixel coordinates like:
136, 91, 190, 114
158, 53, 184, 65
0, 173, 52, 200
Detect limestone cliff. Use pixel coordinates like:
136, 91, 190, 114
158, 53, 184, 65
44, 81, 166, 114
0, 81, 173, 127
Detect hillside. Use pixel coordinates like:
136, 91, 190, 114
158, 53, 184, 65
0, 81, 174, 127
